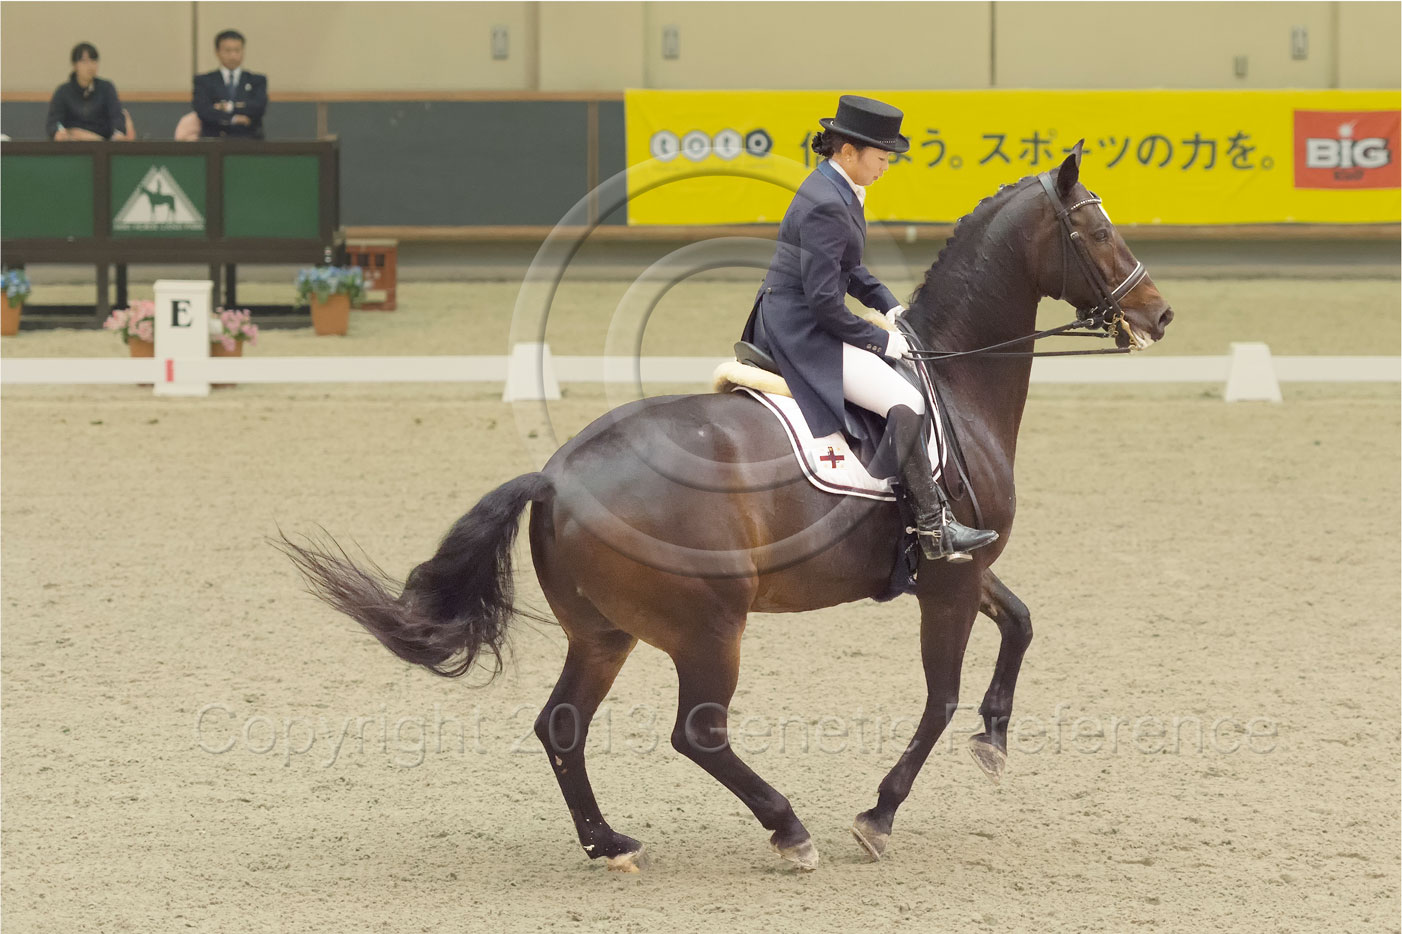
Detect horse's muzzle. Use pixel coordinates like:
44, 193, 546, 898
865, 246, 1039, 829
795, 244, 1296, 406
1154, 305, 1175, 338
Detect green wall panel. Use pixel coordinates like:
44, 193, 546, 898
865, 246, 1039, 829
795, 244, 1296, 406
1, 155, 94, 239
223, 155, 320, 238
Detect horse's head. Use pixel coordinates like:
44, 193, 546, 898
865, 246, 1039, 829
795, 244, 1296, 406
1036, 143, 1174, 349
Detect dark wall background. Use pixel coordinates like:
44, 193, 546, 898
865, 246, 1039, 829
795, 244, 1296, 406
1, 99, 626, 226
596, 101, 626, 227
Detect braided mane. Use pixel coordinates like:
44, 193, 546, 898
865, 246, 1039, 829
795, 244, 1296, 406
902, 171, 1050, 348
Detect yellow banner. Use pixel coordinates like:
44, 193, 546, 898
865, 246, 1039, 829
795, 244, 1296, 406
624, 90, 1401, 225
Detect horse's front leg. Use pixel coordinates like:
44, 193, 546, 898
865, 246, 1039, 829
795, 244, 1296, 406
968, 570, 1033, 784
852, 564, 982, 861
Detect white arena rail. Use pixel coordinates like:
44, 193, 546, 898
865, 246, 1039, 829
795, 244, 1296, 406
1, 342, 1398, 402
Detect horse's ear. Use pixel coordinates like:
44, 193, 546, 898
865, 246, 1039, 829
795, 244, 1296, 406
1055, 140, 1085, 199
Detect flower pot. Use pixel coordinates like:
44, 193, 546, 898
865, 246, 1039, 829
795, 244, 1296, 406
1, 295, 20, 336
128, 336, 156, 387
210, 340, 242, 388
310, 294, 351, 336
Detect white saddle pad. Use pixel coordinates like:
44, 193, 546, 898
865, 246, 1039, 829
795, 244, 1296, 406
737, 387, 947, 502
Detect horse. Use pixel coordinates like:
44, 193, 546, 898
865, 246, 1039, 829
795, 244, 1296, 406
141, 180, 176, 220
278, 147, 1173, 873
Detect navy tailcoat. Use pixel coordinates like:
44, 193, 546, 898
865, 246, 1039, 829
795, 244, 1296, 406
740, 159, 901, 439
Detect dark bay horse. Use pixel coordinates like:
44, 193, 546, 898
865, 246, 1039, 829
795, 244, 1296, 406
279, 149, 1173, 872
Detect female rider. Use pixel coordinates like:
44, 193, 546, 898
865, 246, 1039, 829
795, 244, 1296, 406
739, 95, 996, 562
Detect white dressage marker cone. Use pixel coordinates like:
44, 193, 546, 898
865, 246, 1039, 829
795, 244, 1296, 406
153, 279, 212, 397
502, 342, 561, 402
1224, 342, 1282, 403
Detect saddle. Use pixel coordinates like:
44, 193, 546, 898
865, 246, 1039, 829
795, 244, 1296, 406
713, 318, 979, 518
733, 340, 781, 374
720, 342, 889, 468
714, 320, 980, 600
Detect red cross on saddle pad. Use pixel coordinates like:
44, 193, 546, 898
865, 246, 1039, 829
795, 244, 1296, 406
732, 387, 946, 503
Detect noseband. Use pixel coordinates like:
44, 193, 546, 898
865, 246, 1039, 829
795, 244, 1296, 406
1036, 171, 1147, 340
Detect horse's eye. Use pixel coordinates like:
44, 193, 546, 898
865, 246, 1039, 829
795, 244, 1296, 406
1093, 229, 1110, 243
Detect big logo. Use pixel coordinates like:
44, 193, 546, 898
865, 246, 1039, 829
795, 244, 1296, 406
1293, 110, 1400, 189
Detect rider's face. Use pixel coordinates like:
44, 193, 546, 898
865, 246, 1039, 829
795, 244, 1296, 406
840, 144, 893, 187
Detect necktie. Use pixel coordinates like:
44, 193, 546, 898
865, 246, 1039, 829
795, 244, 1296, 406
225, 72, 236, 100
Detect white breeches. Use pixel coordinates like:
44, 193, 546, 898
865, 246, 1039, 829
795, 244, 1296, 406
841, 342, 926, 417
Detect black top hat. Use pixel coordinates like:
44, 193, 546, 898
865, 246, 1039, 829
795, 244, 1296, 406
819, 95, 910, 153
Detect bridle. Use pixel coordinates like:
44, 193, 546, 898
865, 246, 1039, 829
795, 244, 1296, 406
907, 170, 1150, 362
1037, 171, 1147, 340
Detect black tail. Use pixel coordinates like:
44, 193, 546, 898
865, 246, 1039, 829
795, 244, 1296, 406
275, 473, 553, 679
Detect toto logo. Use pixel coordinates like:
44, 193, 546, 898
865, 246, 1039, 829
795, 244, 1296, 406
649, 128, 773, 163
1293, 109, 1400, 189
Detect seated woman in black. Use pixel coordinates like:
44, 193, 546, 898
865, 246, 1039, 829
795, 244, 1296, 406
740, 95, 996, 562
46, 42, 130, 141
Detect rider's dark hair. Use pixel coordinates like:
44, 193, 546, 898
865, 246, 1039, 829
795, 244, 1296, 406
215, 29, 245, 48
70, 42, 98, 63
811, 129, 866, 159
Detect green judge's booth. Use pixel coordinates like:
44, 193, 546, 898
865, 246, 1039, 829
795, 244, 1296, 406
0, 140, 341, 325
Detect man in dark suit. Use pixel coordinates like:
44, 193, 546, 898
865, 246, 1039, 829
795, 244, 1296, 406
184, 30, 267, 139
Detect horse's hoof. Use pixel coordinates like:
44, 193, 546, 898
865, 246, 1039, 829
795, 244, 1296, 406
851, 814, 889, 861
606, 846, 646, 873
770, 834, 820, 871
968, 733, 1007, 785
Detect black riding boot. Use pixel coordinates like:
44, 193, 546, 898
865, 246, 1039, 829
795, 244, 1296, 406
887, 404, 998, 563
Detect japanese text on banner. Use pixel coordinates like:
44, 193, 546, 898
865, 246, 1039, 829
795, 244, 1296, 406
624, 90, 1401, 225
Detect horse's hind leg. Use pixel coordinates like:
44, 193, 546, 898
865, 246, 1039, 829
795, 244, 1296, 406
969, 570, 1033, 784
531, 503, 647, 870
534, 625, 643, 871
671, 633, 818, 871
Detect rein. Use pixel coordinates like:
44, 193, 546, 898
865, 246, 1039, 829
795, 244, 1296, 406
905, 316, 1129, 361
906, 170, 1148, 363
